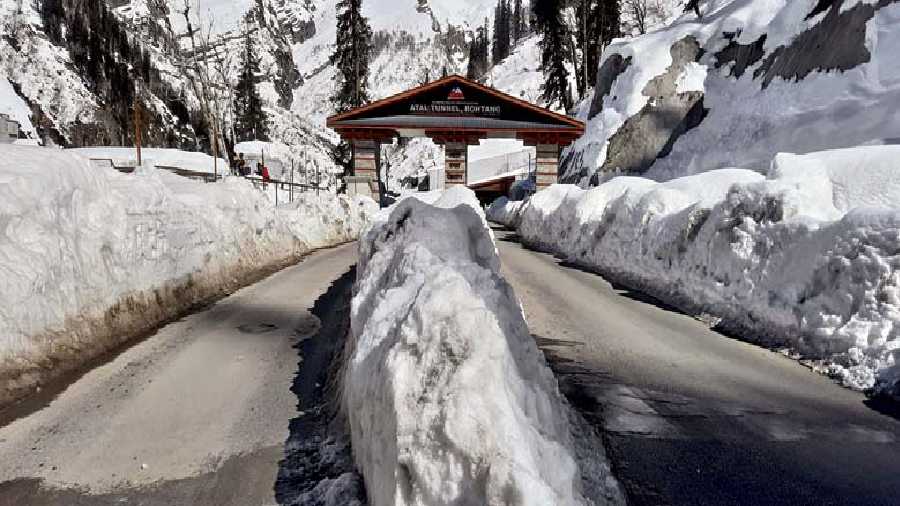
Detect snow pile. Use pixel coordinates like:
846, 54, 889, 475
344, 187, 608, 505
0, 145, 377, 406
562, 0, 900, 185
490, 145, 900, 399
486, 196, 526, 227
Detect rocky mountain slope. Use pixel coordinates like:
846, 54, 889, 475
1, 0, 510, 179
3, 0, 698, 185
561, 0, 900, 186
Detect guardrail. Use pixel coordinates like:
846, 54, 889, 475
91, 158, 328, 205
467, 149, 537, 183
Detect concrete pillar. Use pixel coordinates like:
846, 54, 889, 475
444, 142, 468, 187
535, 143, 560, 189
350, 139, 381, 202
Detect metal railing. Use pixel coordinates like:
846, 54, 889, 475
92, 158, 328, 205
467, 149, 536, 185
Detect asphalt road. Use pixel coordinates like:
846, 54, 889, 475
493, 226, 900, 506
0, 242, 359, 506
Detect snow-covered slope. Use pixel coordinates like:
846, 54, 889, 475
291, 0, 487, 124
1, 0, 550, 185
0, 145, 376, 406
346, 187, 622, 505
491, 144, 900, 400
0, 1, 99, 144
483, 35, 549, 110
0, 76, 35, 137
561, 0, 900, 185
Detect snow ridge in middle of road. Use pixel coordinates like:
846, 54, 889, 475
344, 187, 623, 505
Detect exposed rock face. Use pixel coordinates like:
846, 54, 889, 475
250, 1, 302, 109
755, 0, 891, 88
277, 0, 319, 43
588, 54, 632, 120
599, 36, 706, 176
714, 33, 766, 79
561, 0, 900, 186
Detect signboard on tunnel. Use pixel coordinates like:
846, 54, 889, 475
408, 85, 502, 117
408, 102, 502, 117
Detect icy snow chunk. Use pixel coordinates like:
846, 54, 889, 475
346, 188, 606, 505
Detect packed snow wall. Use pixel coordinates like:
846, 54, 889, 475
343, 188, 622, 505
490, 145, 900, 401
0, 146, 377, 406
561, 0, 900, 185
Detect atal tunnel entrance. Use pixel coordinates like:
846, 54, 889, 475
326, 75, 585, 204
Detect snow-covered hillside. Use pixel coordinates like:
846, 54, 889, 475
491, 144, 900, 401
561, 0, 900, 185
0, 76, 35, 137
1, 1, 100, 143
0, 0, 561, 187
0, 145, 376, 406
290, 0, 490, 125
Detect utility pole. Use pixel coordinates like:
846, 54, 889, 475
583, 0, 588, 97
305, 156, 310, 192
353, 4, 359, 106
133, 99, 143, 167
212, 118, 219, 180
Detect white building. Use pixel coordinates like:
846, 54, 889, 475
0, 113, 20, 144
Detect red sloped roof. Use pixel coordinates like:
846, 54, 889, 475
326, 74, 584, 132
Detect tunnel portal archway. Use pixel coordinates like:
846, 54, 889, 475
326, 75, 585, 203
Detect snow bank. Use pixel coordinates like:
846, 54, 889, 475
0, 145, 377, 406
486, 196, 526, 228
492, 146, 900, 399
344, 187, 609, 505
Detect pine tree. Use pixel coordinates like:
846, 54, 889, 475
466, 36, 479, 79
491, 0, 512, 66
330, 0, 373, 113
482, 17, 491, 66
492, 2, 501, 66
233, 34, 268, 142
533, 0, 572, 111
571, 0, 619, 97
512, 0, 525, 43
685, 0, 701, 17
466, 23, 490, 80
502, 0, 511, 57
40, 0, 65, 43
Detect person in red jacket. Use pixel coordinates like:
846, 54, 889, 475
260, 164, 270, 182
